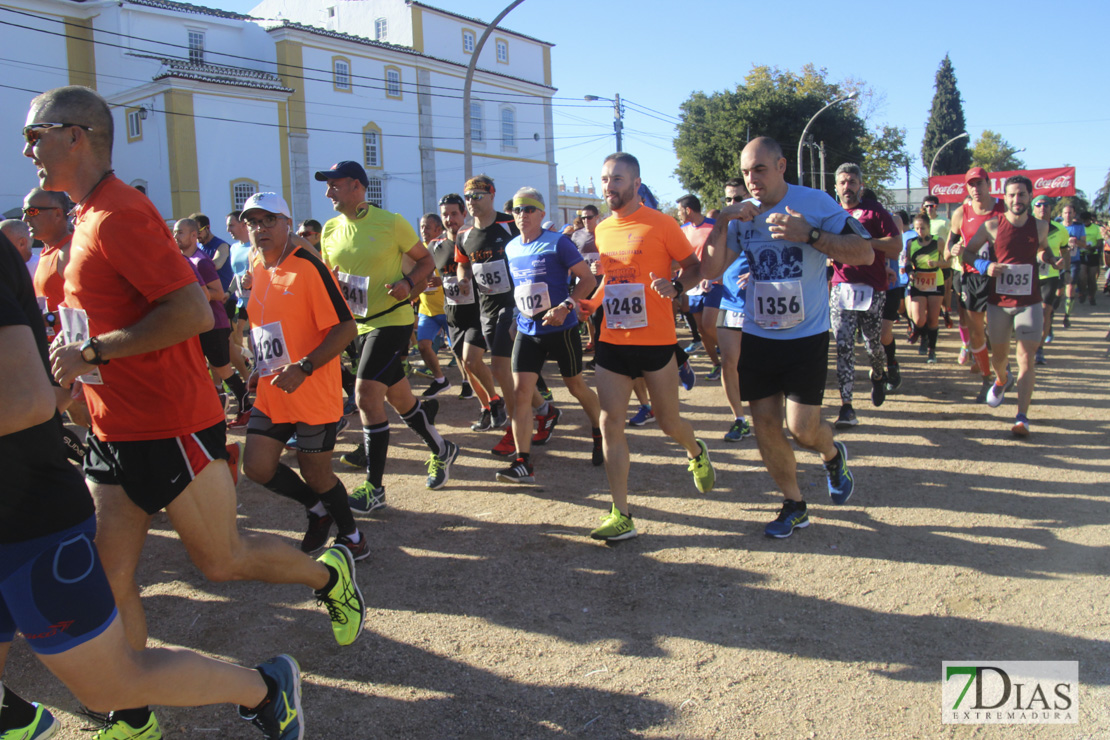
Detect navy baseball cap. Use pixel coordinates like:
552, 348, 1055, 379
314, 160, 369, 187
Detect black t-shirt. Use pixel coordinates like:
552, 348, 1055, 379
431, 234, 479, 329
456, 214, 519, 315
0, 235, 95, 543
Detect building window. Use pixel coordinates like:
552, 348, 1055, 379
500, 106, 515, 149
333, 57, 351, 92
125, 108, 143, 142
326, 5, 335, 17
495, 38, 508, 64
470, 101, 483, 143
230, 179, 258, 211
187, 30, 205, 64
363, 122, 382, 169
462, 29, 475, 54
367, 177, 383, 208
385, 66, 401, 99
374, 17, 387, 41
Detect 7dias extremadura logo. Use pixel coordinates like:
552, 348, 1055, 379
942, 661, 1078, 724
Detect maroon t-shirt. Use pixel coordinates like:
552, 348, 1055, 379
989, 216, 1041, 309
831, 198, 898, 291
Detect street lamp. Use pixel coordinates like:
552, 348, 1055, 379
796, 91, 858, 186
584, 93, 623, 151
928, 131, 969, 180
464, 0, 525, 179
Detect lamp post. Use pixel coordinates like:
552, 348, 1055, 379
463, 0, 525, 179
796, 92, 857, 185
584, 93, 623, 151
928, 131, 969, 181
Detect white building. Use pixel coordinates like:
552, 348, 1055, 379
0, 0, 557, 233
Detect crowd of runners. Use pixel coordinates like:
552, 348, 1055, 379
2, 85, 1106, 738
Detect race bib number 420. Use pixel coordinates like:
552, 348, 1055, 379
752, 280, 804, 330
337, 272, 369, 316
995, 263, 1033, 296
603, 282, 647, 330
251, 321, 289, 377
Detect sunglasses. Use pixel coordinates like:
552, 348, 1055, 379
723, 196, 746, 204
923, 203, 938, 208
512, 205, 539, 215
22, 205, 60, 217
244, 214, 283, 230
579, 213, 597, 220
23, 122, 93, 145
297, 230, 318, 237
1033, 202, 1048, 207
439, 196, 464, 207
463, 193, 486, 202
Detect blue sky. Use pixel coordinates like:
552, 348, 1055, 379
226, 0, 1110, 207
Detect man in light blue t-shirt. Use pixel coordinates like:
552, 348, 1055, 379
703, 136, 873, 539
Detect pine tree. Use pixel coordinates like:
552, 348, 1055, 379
921, 55, 970, 178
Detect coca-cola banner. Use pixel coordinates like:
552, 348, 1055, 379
927, 167, 1076, 204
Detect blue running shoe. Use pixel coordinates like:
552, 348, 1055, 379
765, 499, 809, 538
825, 440, 854, 505
678, 360, 696, 391
628, 405, 654, 426
240, 654, 304, 739
724, 418, 751, 442
705, 364, 722, 381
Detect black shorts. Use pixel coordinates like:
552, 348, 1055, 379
199, 326, 231, 367
941, 268, 953, 285
595, 341, 674, 379
739, 332, 828, 406
83, 422, 230, 514
246, 407, 339, 453
224, 295, 237, 321
512, 328, 583, 377
237, 304, 249, 323
883, 287, 904, 321
908, 285, 943, 299
1039, 275, 1061, 305
354, 324, 410, 386
960, 273, 990, 313
448, 320, 487, 358
480, 305, 515, 358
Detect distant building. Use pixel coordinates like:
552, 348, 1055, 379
554, 176, 602, 229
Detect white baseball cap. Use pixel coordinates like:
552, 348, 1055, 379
241, 192, 292, 220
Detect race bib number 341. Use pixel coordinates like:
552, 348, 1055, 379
337, 272, 369, 316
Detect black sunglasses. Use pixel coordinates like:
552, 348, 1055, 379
512, 206, 539, 215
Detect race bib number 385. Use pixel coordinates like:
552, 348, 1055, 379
473, 260, 511, 295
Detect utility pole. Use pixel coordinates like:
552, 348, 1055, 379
818, 141, 827, 194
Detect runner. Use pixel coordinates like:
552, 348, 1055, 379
905, 212, 944, 363
584, 152, 714, 542
1031, 195, 1070, 365
1081, 210, 1102, 306
921, 195, 954, 328
26, 86, 363, 738
705, 137, 869, 538
677, 194, 723, 379
314, 161, 459, 508
496, 187, 602, 484
956, 175, 1050, 436
1060, 202, 1086, 327
414, 213, 452, 398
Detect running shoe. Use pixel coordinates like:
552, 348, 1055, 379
834, 404, 858, 429
495, 457, 535, 484
1012, 414, 1031, 437
683, 340, 702, 354
457, 381, 475, 400
926, 350, 938, 364
870, 372, 887, 407
284, 433, 297, 451
340, 444, 367, 470
348, 482, 385, 513
301, 511, 333, 554
491, 429, 516, 457
539, 385, 554, 402
705, 364, 722, 381
411, 365, 434, 379
1063, 314, 1071, 329
678, 360, 696, 391
957, 347, 970, 365
425, 440, 459, 490
342, 399, 358, 416
532, 405, 562, 446
688, 439, 715, 493
471, 408, 493, 432
315, 545, 364, 646
986, 372, 1015, 408
226, 442, 241, 486
591, 436, 604, 466
335, 416, 350, 436
229, 408, 252, 429
885, 361, 901, 392
1045, 329, 1054, 344
628, 405, 654, 426
5, 702, 58, 740
724, 418, 751, 442
917, 340, 929, 356
490, 398, 509, 429
91, 711, 160, 740
239, 655, 303, 740
590, 504, 637, 541
764, 499, 809, 538
1035, 349, 1047, 365
825, 440, 854, 505
333, 531, 370, 562
421, 377, 452, 398
974, 376, 994, 404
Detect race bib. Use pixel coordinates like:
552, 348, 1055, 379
995, 263, 1033, 296
834, 283, 873, 311
337, 272, 369, 316
514, 282, 551, 318
686, 282, 705, 296
752, 280, 804, 330
442, 276, 474, 306
57, 307, 103, 385
251, 321, 289, 377
723, 309, 744, 329
473, 260, 511, 295
912, 272, 938, 291
603, 282, 648, 330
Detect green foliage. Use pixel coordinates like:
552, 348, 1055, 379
1093, 168, 1110, 215
970, 130, 1025, 172
921, 55, 970, 177
859, 125, 908, 206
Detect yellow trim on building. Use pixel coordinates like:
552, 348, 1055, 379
461, 27, 476, 55
229, 178, 259, 211
277, 102, 292, 207
494, 37, 509, 65
542, 46, 551, 87
332, 55, 353, 93
434, 147, 546, 165
124, 106, 142, 143
384, 65, 403, 99
64, 16, 96, 89
163, 89, 200, 217
362, 121, 383, 170
410, 5, 424, 54
275, 40, 306, 208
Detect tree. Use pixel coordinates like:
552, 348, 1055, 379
921, 55, 970, 177
860, 124, 908, 206
1092, 168, 1110, 215
970, 130, 1025, 172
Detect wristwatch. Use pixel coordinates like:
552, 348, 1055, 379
79, 336, 109, 365
561, 299, 575, 311
298, 358, 314, 376
671, 278, 685, 295
806, 227, 821, 245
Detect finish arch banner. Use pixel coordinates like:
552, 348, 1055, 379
928, 167, 1076, 203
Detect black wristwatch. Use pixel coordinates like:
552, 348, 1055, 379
806, 227, 821, 245
298, 358, 314, 376
671, 278, 685, 295
80, 336, 109, 365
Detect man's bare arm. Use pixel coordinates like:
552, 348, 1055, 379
1, 325, 56, 435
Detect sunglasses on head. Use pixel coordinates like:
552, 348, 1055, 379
512, 205, 539, 215
22, 205, 60, 217
23, 122, 93, 145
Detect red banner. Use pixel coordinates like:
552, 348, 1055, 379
927, 167, 1076, 204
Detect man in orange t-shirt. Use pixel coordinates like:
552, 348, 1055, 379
584, 152, 715, 542
239, 192, 365, 559
32, 85, 363, 737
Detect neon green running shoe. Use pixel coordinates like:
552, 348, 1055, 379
1, 701, 59, 740
590, 504, 638, 541
315, 545, 365, 646
688, 439, 715, 493
91, 711, 160, 739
